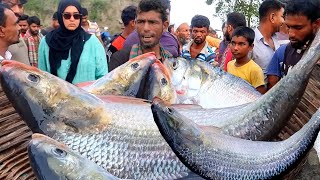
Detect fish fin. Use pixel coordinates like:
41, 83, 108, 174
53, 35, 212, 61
76, 81, 95, 88
128, 52, 156, 62
1, 60, 41, 72
97, 95, 151, 104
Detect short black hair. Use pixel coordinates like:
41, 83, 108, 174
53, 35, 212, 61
285, 0, 320, 23
160, 0, 171, 11
52, 11, 58, 20
0, 3, 10, 27
138, 0, 168, 22
82, 7, 88, 16
221, 22, 225, 30
18, 14, 28, 21
19, 0, 27, 5
231, 26, 255, 46
121, 5, 137, 26
259, 0, 285, 21
191, 15, 210, 29
168, 24, 174, 32
27, 16, 41, 26
226, 12, 246, 28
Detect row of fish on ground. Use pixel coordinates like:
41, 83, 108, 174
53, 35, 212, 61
1, 30, 320, 179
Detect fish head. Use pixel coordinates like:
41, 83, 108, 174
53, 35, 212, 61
28, 133, 115, 180
151, 98, 204, 151
28, 133, 71, 180
144, 60, 177, 103
89, 52, 157, 96
0, 60, 111, 135
163, 57, 189, 87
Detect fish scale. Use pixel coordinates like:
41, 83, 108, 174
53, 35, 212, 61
53, 126, 188, 179
152, 97, 320, 179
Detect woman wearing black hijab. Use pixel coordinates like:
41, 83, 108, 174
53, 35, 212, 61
38, 0, 108, 84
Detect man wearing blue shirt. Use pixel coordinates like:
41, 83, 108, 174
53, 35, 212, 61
181, 15, 216, 64
266, 0, 320, 90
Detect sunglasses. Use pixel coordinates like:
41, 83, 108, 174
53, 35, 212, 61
62, 13, 82, 20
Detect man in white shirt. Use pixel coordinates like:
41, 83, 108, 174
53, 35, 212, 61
0, 3, 20, 63
1, 0, 30, 65
251, 0, 285, 80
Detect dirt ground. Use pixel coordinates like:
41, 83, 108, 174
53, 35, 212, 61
295, 148, 320, 180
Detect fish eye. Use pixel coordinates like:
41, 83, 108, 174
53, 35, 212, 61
172, 61, 179, 70
161, 78, 168, 86
52, 148, 67, 157
167, 107, 174, 114
131, 62, 139, 70
27, 73, 40, 83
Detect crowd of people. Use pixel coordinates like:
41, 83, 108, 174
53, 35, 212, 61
0, 0, 319, 92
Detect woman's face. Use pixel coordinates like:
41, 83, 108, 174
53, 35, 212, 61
62, 6, 81, 31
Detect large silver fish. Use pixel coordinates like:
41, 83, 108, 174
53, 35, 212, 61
151, 98, 320, 179
177, 30, 320, 140
163, 57, 262, 108
80, 52, 156, 97
0, 61, 192, 179
28, 133, 119, 180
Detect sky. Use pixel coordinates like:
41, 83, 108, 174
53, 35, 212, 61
170, 0, 223, 35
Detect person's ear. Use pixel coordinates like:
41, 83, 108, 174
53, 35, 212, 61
227, 25, 233, 34
0, 26, 5, 37
250, 43, 254, 51
313, 18, 320, 29
163, 20, 169, 32
130, 20, 135, 28
270, 13, 276, 23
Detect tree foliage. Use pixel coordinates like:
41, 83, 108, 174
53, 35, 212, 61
206, 0, 261, 27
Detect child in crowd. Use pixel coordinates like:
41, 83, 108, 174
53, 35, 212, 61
227, 26, 266, 94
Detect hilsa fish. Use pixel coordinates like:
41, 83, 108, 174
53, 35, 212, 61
80, 52, 156, 97
0, 60, 191, 179
28, 133, 120, 180
143, 60, 177, 104
177, 30, 320, 140
163, 57, 262, 108
151, 98, 320, 179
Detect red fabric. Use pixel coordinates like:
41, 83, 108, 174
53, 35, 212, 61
223, 48, 233, 71
111, 35, 126, 51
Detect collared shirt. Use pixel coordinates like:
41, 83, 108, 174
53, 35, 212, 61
24, 30, 43, 67
0, 50, 12, 67
0, 50, 12, 61
251, 27, 280, 77
129, 44, 173, 61
181, 40, 216, 63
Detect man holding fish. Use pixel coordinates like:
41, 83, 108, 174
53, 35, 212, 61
109, 0, 173, 71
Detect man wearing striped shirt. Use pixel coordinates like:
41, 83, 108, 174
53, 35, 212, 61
181, 15, 216, 64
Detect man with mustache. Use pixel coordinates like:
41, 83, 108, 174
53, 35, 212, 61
1, 0, 30, 65
109, 0, 172, 71
181, 15, 216, 64
266, 0, 320, 90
